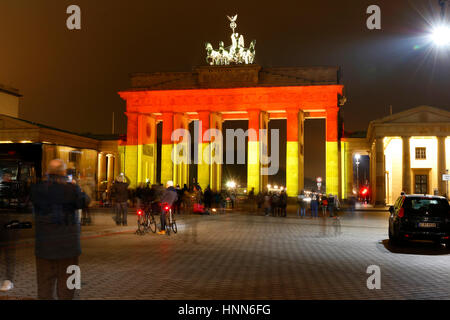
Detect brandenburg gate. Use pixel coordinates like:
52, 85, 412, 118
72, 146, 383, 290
118, 16, 344, 197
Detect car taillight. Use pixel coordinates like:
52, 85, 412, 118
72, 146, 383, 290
137, 210, 143, 216
398, 208, 405, 218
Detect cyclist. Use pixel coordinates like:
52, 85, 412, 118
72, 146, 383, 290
158, 180, 178, 235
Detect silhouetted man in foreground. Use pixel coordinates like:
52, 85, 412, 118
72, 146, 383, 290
31, 159, 83, 300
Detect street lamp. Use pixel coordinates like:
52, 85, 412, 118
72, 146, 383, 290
355, 154, 361, 193
226, 181, 236, 189
431, 25, 450, 46
431, 0, 450, 46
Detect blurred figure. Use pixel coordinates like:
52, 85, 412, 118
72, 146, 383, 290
348, 195, 356, 214
158, 181, 178, 235
297, 190, 306, 218
182, 185, 191, 214
248, 187, 255, 212
111, 175, 129, 226
263, 192, 271, 216
327, 194, 335, 218
271, 192, 280, 216
310, 193, 319, 218
321, 195, 328, 217
256, 192, 264, 214
31, 159, 83, 300
204, 185, 212, 210
0, 205, 18, 292
280, 190, 288, 217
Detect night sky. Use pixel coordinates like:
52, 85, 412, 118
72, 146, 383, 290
0, 0, 449, 183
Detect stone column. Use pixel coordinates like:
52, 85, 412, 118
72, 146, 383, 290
298, 111, 305, 194
247, 110, 261, 193
124, 112, 138, 188
437, 135, 446, 196
173, 113, 189, 188
260, 111, 269, 193
375, 138, 386, 206
210, 112, 223, 192
286, 110, 300, 197
402, 136, 411, 194
326, 107, 339, 196
197, 111, 210, 191
161, 112, 174, 186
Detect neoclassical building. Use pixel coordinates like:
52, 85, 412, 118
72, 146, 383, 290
342, 106, 450, 205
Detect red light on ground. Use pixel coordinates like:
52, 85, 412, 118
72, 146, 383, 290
404, 234, 410, 238
7, 151, 15, 155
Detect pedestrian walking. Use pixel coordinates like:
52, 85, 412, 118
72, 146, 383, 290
31, 159, 83, 300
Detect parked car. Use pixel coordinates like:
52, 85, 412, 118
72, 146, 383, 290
389, 195, 450, 247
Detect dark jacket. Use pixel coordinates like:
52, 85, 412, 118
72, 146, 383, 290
160, 186, 178, 207
111, 181, 129, 203
31, 175, 83, 259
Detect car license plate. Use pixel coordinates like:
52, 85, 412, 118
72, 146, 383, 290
418, 222, 437, 228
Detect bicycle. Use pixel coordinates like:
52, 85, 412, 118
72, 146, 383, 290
136, 204, 157, 235
161, 203, 177, 236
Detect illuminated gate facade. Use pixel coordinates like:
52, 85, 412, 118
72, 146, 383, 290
119, 65, 344, 197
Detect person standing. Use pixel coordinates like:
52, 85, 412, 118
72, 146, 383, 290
297, 190, 306, 218
328, 194, 335, 218
321, 195, 328, 217
111, 175, 130, 226
311, 193, 319, 218
248, 187, 256, 212
31, 159, 83, 300
280, 190, 288, 217
263, 192, 271, 217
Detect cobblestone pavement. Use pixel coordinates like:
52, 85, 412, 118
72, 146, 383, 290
1, 208, 450, 300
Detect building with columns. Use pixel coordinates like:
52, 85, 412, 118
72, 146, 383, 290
342, 106, 450, 206
119, 65, 344, 197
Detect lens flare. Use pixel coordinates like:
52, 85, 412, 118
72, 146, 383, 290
431, 25, 450, 46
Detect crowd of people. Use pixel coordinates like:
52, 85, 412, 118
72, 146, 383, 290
105, 178, 239, 224
296, 191, 341, 218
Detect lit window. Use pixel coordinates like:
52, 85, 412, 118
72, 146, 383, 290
415, 147, 426, 160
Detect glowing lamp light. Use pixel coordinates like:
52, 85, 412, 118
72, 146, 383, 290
226, 181, 236, 189
137, 210, 143, 216
431, 25, 450, 46
267, 184, 272, 189
164, 205, 170, 211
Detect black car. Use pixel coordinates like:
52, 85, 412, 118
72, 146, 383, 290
389, 195, 450, 247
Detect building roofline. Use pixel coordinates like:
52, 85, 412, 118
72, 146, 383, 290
0, 84, 21, 97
